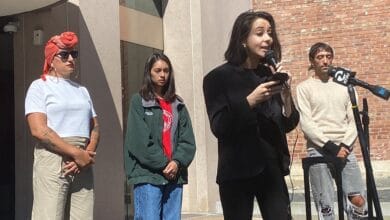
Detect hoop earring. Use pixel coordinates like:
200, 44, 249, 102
48, 67, 59, 83
53, 67, 58, 77
49, 66, 58, 75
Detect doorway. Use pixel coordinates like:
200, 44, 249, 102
0, 17, 15, 220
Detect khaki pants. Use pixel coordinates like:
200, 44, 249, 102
32, 137, 94, 220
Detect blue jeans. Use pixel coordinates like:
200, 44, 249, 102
308, 148, 367, 220
133, 183, 183, 220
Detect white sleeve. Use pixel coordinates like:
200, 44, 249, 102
82, 87, 97, 118
296, 84, 329, 147
25, 81, 46, 115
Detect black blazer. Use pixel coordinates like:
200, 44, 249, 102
203, 62, 299, 184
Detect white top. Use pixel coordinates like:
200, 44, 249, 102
25, 75, 97, 138
296, 76, 357, 149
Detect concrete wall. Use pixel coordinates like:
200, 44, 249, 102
76, 0, 124, 219
163, 0, 251, 212
13, 1, 124, 219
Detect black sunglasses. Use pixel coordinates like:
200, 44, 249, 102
56, 50, 79, 60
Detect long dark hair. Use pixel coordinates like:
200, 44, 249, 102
224, 10, 281, 66
139, 52, 176, 102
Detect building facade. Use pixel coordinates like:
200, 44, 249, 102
1, 0, 389, 219
1, 0, 250, 219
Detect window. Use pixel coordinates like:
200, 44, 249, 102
121, 0, 163, 17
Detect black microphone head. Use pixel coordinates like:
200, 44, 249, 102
265, 50, 274, 59
328, 66, 356, 77
327, 65, 336, 77
265, 50, 277, 69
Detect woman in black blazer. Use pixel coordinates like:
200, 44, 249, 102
203, 11, 299, 220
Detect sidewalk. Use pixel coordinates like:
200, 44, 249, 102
182, 160, 390, 220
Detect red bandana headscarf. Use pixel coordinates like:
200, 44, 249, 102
42, 31, 78, 80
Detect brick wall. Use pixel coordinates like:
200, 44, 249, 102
252, 0, 390, 161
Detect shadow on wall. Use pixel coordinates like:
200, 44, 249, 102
74, 3, 125, 220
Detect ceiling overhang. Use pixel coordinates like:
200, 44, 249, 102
0, 0, 64, 17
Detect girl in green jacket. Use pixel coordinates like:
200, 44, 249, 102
124, 52, 196, 220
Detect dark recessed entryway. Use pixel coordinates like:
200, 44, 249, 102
0, 17, 15, 220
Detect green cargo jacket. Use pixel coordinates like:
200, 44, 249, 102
124, 93, 196, 185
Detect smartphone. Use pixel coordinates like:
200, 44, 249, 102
266, 72, 289, 84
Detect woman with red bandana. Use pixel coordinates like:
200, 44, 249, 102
25, 31, 99, 220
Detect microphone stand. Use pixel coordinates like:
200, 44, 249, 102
347, 85, 383, 220
361, 98, 374, 218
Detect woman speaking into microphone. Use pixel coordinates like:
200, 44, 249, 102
203, 10, 299, 220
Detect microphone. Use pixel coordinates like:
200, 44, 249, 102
328, 66, 390, 100
327, 66, 355, 86
265, 50, 278, 70
265, 50, 289, 86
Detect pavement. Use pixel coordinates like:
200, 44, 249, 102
181, 160, 390, 220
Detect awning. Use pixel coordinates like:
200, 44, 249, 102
0, 0, 63, 16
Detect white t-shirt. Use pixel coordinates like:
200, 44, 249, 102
25, 75, 97, 138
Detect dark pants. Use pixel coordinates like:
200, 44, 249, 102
219, 160, 291, 220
